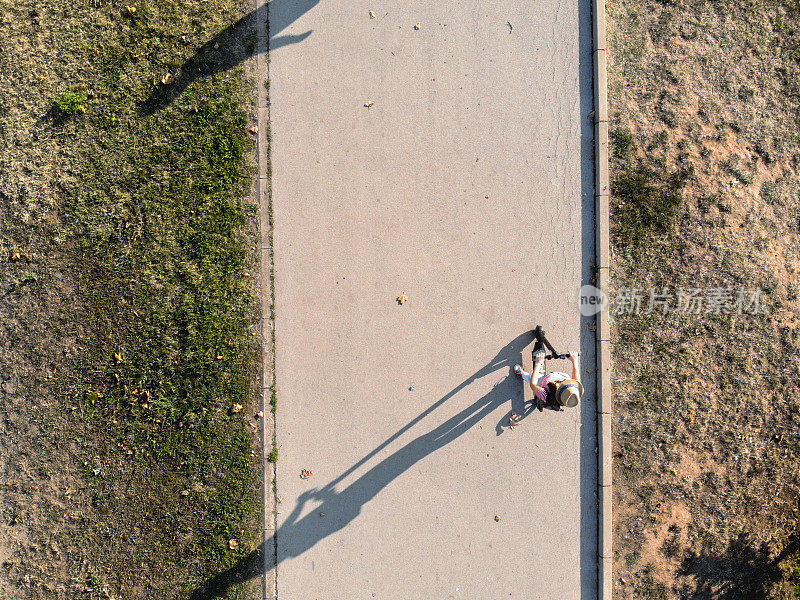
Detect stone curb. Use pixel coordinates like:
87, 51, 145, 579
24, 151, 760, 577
254, 0, 278, 598
592, 0, 612, 596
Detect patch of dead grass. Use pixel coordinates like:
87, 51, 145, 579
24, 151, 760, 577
609, 0, 800, 597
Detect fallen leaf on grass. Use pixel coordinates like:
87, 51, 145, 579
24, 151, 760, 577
161, 73, 175, 85
114, 352, 123, 363
300, 469, 313, 479
249, 125, 259, 134
256, 410, 264, 418
10, 251, 21, 261
232, 403, 243, 413
228, 539, 239, 549
123, 6, 136, 16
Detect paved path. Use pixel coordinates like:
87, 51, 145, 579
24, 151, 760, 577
268, 0, 597, 597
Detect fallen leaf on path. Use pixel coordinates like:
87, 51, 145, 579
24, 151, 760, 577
364, 100, 374, 108
256, 410, 264, 418
369, 10, 376, 18
397, 294, 407, 305
277, 496, 284, 503
249, 125, 259, 134
300, 469, 313, 479
494, 515, 501, 522
414, 23, 421, 30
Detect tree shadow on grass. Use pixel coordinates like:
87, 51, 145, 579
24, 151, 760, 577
140, 0, 319, 115
679, 533, 799, 600
190, 330, 541, 599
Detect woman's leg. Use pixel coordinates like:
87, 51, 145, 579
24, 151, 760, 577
514, 365, 532, 383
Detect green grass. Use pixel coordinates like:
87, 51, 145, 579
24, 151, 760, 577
64, 80, 260, 592
55, 90, 87, 115
267, 442, 278, 463
610, 129, 690, 250
0, 0, 262, 597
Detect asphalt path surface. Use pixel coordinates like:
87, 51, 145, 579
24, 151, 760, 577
269, 0, 597, 597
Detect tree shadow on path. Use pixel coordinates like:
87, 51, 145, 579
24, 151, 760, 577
141, 0, 319, 114
190, 330, 539, 599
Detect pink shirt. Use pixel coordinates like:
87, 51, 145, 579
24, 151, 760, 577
535, 372, 569, 403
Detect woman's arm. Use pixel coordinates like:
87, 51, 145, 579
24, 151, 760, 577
529, 350, 546, 393
569, 352, 580, 381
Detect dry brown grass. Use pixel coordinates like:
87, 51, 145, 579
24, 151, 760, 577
608, 0, 800, 598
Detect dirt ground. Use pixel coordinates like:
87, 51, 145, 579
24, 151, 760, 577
0, 1, 263, 598
608, 0, 800, 597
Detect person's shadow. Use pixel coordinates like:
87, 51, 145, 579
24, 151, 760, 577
140, 0, 319, 114
189, 331, 541, 599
